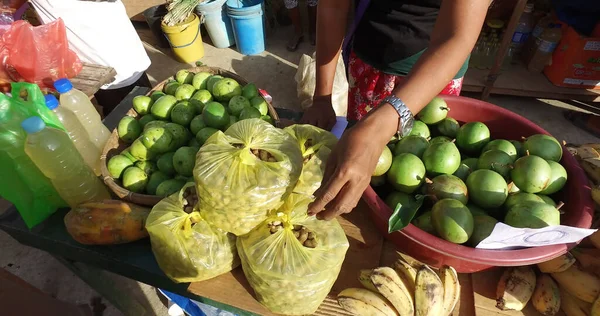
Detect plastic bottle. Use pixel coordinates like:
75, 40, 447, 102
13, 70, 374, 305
21, 116, 111, 208
510, 3, 535, 54
45, 94, 102, 176
527, 23, 563, 72
54, 78, 110, 152
522, 13, 555, 62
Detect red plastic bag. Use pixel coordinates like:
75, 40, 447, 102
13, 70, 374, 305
1, 19, 82, 88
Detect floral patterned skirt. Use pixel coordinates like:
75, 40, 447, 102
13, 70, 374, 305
348, 51, 463, 121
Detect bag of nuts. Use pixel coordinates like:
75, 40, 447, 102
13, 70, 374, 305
146, 183, 240, 283
283, 124, 338, 195
237, 193, 349, 315
193, 119, 303, 236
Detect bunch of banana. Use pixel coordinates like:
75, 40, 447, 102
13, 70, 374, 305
571, 143, 600, 208
337, 259, 460, 316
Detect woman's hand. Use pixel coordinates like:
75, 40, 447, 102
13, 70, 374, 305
300, 96, 337, 130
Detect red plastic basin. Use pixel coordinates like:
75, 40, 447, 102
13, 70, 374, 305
362, 95, 594, 273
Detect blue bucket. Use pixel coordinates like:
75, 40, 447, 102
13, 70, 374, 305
196, 0, 235, 48
226, 0, 266, 55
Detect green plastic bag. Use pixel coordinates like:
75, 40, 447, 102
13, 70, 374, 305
10, 83, 66, 132
237, 193, 349, 315
193, 119, 303, 236
146, 183, 239, 283
284, 124, 337, 195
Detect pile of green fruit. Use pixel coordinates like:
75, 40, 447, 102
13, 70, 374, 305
106, 68, 274, 197
372, 97, 568, 248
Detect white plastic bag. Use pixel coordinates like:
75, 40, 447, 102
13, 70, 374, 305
295, 53, 349, 117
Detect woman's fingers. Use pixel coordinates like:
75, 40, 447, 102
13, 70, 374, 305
315, 180, 363, 220
307, 169, 347, 216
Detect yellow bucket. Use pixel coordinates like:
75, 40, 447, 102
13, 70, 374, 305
161, 14, 205, 63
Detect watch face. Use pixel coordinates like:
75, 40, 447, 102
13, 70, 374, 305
403, 119, 414, 136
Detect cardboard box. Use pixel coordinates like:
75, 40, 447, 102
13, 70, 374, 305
544, 25, 600, 90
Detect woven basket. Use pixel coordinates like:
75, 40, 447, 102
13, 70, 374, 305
101, 66, 280, 206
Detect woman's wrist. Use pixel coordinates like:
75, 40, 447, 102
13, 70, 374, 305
359, 103, 400, 145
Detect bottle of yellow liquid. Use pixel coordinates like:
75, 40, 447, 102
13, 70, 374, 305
54, 78, 111, 152
21, 116, 111, 207
45, 94, 102, 176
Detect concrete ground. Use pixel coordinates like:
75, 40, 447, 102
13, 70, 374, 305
1, 22, 600, 316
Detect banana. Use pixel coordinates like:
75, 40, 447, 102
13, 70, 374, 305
359, 269, 378, 292
572, 248, 600, 276
576, 145, 600, 160
592, 185, 600, 206
592, 295, 600, 316
551, 263, 600, 303
439, 265, 460, 316
580, 159, 600, 184
589, 230, 600, 250
367, 267, 415, 316
531, 274, 561, 316
561, 289, 592, 316
415, 265, 444, 316
393, 259, 418, 294
538, 252, 577, 273
337, 288, 399, 316
496, 266, 536, 311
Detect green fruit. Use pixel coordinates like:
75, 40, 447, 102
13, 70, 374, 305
468, 215, 498, 247
477, 150, 513, 180
425, 174, 468, 205
431, 199, 473, 244
212, 78, 242, 102
393, 135, 429, 158
539, 160, 567, 195
132, 95, 152, 115
371, 175, 386, 187
188, 137, 201, 148
504, 192, 544, 211
190, 115, 206, 135
242, 83, 259, 100
192, 72, 212, 90
453, 158, 478, 181
164, 122, 192, 149
510, 140, 525, 157
121, 148, 136, 162
384, 191, 416, 210
163, 82, 180, 96
157, 152, 176, 175
456, 122, 491, 155
138, 114, 156, 128
466, 169, 508, 208
537, 194, 557, 207
143, 120, 167, 131
150, 95, 178, 120
146, 171, 170, 195
239, 107, 262, 120
228, 95, 250, 116
422, 142, 461, 176
196, 127, 219, 146
511, 155, 552, 193
466, 204, 487, 216
260, 115, 273, 125
387, 153, 426, 194
202, 101, 230, 129
373, 146, 393, 176
122, 166, 148, 193
135, 160, 157, 176
250, 96, 269, 116
409, 121, 430, 138
191, 89, 213, 105
173, 146, 197, 176
388, 143, 396, 153
524, 134, 562, 162
175, 69, 194, 84
129, 139, 156, 161
206, 75, 224, 92
505, 201, 560, 228
436, 117, 460, 138
174, 84, 196, 101
188, 99, 204, 115
171, 101, 197, 126
150, 91, 166, 103
156, 179, 186, 197
430, 136, 452, 145
412, 210, 436, 235
117, 116, 142, 143
141, 127, 174, 154
482, 139, 518, 162
107, 155, 134, 179
417, 97, 449, 125
226, 116, 239, 130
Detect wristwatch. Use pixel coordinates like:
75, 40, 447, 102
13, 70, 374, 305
380, 95, 415, 138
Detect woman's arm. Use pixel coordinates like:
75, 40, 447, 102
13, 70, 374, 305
307, 0, 489, 219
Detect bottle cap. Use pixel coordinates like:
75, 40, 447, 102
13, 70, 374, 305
524, 3, 534, 12
21, 116, 46, 134
54, 78, 73, 94
44, 94, 59, 110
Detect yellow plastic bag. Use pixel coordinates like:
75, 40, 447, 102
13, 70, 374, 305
284, 124, 338, 195
193, 119, 303, 236
146, 183, 239, 283
237, 194, 349, 315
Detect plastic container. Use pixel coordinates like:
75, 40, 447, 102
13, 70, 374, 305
54, 78, 110, 153
21, 116, 111, 208
196, 0, 235, 48
362, 95, 594, 273
143, 5, 171, 48
45, 94, 102, 176
522, 13, 555, 63
161, 14, 205, 63
226, 0, 266, 55
527, 23, 563, 73
510, 3, 535, 54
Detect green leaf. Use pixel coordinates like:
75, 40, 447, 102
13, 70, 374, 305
388, 194, 425, 233
195, 61, 205, 67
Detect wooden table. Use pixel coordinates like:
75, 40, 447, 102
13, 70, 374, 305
72, 63, 116, 97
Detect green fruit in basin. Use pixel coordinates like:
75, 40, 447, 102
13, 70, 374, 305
537, 194, 556, 207
510, 140, 525, 157
250, 96, 269, 116
132, 95, 152, 115
192, 72, 212, 90
436, 117, 460, 138
203, 101, 230, 129
430, 136, 452, 145
135, 160, 157, 176
122, 166, 148, 193
424, 174, 468, 205
150, 91, 166, 104
393, 135, 429, 158
409, 121, 430, 138
146, 171, 170, 195
417, 96, 449, 125
175, 84, 196, 101
163, 81, 180, 96
260, 115, 273, 125
157, 152, 176, 176
384, 191, 415, 211
206, 75, 223, 93
373, 146, 393, 176
196, 127, 219, 146
173, 146, 197, 177
117, 116, 142, 143
213, 78, 242, 102
477, 150, 513, 180
468, 215, 498, 247
228, 95, 250, 116
191, 89, 213, 105
466, 169, 508, 208
371, 175, 386, 187
107, 154, 134, 179
239, 107, 261, 120
422, 142, 461, 176
505, 201, 560, 228
138, 115, 156, 128
511, 155, 552, 193
387, 153, 426, 194
482, 139, 518, 162
453, 158, 478, 181
164, 123, 192, 150
188, 137, 201, 149
130, 139, 156, 161
503, 192, 544, 211
175, 69, 194, 84
431, 198, 473, 244
226, 116, 240, 129
538, 160, 567, 195
412, 210, 436, 235
524, 134, 562, 162
151, 95, 178, 120
141, 127, 174, 154
466, 203, 487, 216
144, 120, 167, 131
156, 179, 186, 197
121, 148, 137, 163
456, 122, 490, 156
242, 83, 259, 100
190, 115, 207, 135
171, 101, 197, 126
